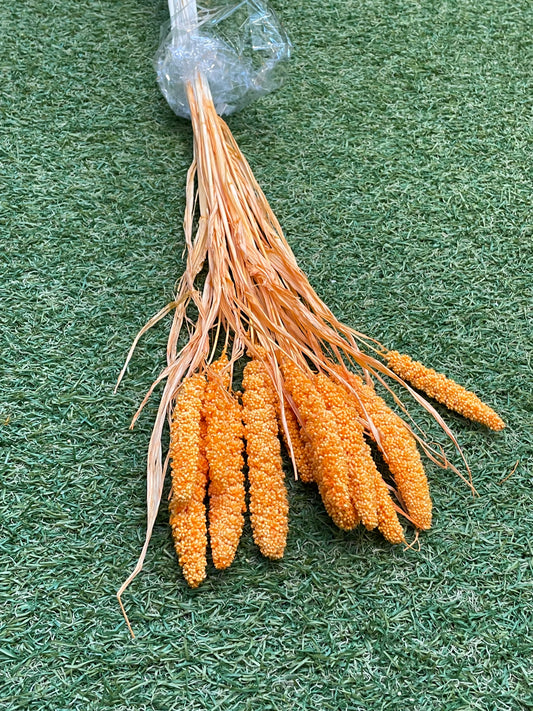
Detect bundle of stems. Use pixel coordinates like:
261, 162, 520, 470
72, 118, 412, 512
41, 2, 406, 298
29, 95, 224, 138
116, 0, 504, 634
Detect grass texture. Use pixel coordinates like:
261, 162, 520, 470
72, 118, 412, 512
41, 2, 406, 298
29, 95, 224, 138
1, 0, 532, 709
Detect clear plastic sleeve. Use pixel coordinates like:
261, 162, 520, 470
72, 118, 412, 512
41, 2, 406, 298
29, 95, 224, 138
155, 0, 292, 119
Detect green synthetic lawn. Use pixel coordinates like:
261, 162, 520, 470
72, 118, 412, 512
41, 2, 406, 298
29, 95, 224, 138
1, 0, 532, 708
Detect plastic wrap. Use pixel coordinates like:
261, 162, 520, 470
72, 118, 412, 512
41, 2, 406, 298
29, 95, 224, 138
155, 0, 292, 118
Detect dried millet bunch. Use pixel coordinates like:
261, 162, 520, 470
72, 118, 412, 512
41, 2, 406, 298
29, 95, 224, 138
116, 32, 506, 629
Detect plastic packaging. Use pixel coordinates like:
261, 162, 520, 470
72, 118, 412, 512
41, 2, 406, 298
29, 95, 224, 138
155, 0, 292, 118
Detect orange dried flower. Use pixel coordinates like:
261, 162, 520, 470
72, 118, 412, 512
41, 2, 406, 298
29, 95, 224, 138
169, 373, 206, 507
204, 355, 246, 569
169, 418, 208, 587
283, 361, 357, 530
243, 357, 289, 559
385, 350, 505, 430
346, 372, 432, 531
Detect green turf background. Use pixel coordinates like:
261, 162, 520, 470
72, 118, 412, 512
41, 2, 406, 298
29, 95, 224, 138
1, 0, 532, 709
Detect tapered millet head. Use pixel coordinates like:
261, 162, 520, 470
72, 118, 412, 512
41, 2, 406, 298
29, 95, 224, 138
344, 372, 432, 531
204, 356, 246, 570
243, 358, 289, 559
385, 351, 505, 430
282, 361, 358, 531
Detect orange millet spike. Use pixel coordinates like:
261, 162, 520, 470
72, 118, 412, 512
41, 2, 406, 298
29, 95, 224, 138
243, 358, 289, 559
315, 373, 377, 530
345, 372, 432, 531
282, 361, 357, 531
169, 373, 206, 507
169, 418, 209, 587
373, 472, 406, 545
204, 355, 246, 570
385, 350, 505, 430
277, 399, 315, 483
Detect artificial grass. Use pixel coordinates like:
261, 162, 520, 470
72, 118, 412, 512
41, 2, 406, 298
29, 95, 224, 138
1, 0, 532, 709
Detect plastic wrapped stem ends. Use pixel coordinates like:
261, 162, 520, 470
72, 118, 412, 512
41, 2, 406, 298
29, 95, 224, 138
155, 0, 292, 118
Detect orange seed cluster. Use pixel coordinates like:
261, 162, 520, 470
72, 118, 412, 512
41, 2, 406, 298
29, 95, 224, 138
169, 417, 208, 588
373, 473, 406, 545
242, 357, 289, 559
346, 372, 433, 531
277, 400, 315, 483
315, 373, 377, 530
169, 373, 206, 506
386, 351, 505, 430
204, 356, 246, 570
283, 361, 357, 531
